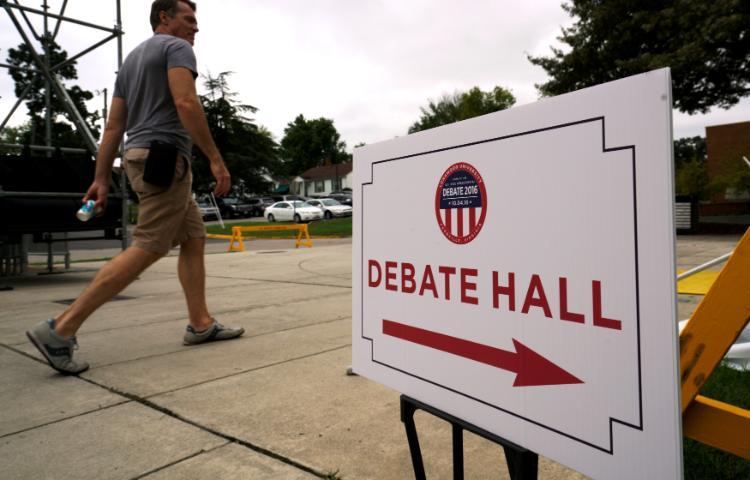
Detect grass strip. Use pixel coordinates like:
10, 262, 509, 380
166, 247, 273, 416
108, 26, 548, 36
684, 364, 750, 479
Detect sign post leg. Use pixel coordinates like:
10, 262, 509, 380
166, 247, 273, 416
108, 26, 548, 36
452, 424, 464, 480
503, 446, 538, 480
401, 396, 427, 480
400, 395, 538, 479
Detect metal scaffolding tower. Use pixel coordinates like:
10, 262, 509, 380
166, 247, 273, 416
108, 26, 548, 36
0, 0, 128, 274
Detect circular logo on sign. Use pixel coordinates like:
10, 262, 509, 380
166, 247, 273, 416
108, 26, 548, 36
435, 162, 487, 244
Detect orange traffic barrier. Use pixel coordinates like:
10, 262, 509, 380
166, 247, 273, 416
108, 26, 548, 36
680, 227, 750, 459
228, 224, 313, 252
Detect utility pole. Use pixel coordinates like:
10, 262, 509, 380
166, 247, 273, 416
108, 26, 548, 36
43, 0, 51, 158
116, 0, 128, 250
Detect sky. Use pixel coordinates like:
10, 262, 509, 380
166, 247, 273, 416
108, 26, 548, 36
1, 0, 749, 152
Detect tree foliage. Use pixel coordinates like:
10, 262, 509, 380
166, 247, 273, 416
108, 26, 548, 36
190, 71, 278, 195
675, 159, 712, 199
672, 136, 714, 199
279, 114, 350, 176
528, 0, 750, 114
5, 40, 100, 148
713, 151, 750, 199
0, 121, 32, 145
408, 86, 516, 134
673, 136, 706, 169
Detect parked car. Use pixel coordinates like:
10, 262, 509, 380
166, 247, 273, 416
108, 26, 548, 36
242, 197, 267, 217
328, 192, 352, 206
264, 201, 323, 223
216, 197, 254, 218
259, 196, 276, 206
306, 198, 353, 219
270, 194, 308, 203
197, 201, 219, 220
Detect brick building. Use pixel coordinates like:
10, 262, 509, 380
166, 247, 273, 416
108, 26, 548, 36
704, 120, 750, 215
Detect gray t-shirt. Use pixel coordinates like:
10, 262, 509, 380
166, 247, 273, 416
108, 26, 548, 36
114, 34, 197, 159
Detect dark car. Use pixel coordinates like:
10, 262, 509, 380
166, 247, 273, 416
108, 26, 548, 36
328, 192, 352, 206
242, 197, 267, 217
216, 197, 254, 218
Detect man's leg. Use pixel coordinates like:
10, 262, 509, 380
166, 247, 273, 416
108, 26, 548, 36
177, 236, 213, 331
27, 245, 161, 374
54, 246, 161, 338
177, 236, 244, 344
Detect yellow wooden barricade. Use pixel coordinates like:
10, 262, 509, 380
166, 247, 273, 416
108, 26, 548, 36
228, 224, 313, 252
680, 227, 750, 459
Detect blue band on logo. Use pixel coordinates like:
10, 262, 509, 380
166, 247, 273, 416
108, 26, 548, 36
439, 171, 482, 209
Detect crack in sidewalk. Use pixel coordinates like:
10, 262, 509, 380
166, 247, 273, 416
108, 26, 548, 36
142, 344, 350, 399
91, 317, 351, 369
76, 347, 352, 480
1, 341, 350, 479
130, 442, 231, 479
6, 290, 352, 347
0, 395, 131, 440
206, 274, 352, 290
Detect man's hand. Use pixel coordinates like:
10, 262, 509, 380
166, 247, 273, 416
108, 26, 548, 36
83, 179, 110, 215
211, 158, 231, 197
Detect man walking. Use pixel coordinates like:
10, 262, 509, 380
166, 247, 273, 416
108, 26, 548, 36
26, 0, 244, 375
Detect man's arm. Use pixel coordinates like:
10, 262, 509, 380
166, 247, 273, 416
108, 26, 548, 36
84, 96, 128, 212
167, 66, 231, 196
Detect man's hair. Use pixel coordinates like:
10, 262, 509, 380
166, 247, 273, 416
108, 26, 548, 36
150, 0, 197, 31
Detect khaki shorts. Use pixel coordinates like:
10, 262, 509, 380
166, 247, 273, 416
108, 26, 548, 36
123, 148, 205, 256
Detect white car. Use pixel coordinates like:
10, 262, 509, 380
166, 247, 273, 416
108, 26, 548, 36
306, 198, 353, 219
264, 201, 323, 223
197, 201, 220, 220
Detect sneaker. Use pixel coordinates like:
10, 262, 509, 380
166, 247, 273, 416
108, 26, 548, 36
26, 319, 90, 375
183, 319, 244, 346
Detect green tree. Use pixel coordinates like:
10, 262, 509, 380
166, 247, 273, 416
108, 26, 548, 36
279, 114, 350, 176
192, 71, 278, 194
528, 0, 750, 114
673, 136, 707, 169
0, 121, 32, 145
5, 40, 100, 148
673, 136, 713, 199
675, 159, 711, 199
713, 154, 750, 199
408, 85, 516, 134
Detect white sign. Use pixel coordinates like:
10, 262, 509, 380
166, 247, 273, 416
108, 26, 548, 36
352, 69, 682, 479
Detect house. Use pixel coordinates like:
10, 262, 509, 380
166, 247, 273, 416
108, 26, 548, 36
260, 171, 303, 195
299, 162, 353, 197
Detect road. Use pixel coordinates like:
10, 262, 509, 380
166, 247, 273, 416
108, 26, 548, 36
27, 216, 269, 253
25, 216, 352, 266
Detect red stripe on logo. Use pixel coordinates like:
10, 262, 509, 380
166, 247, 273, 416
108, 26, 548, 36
457, 208, 464, 237
469, 208, 476, 232
445, 208, 452, 231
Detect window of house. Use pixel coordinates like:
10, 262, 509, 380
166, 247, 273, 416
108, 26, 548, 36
315, 180, 324, 192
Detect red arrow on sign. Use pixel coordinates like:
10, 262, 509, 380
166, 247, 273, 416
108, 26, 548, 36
382, 319, 583, 387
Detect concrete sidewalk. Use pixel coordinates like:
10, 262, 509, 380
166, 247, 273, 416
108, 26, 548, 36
0, 234, 741, 479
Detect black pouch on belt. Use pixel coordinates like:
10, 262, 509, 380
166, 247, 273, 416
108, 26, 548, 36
143, 141, 178, 187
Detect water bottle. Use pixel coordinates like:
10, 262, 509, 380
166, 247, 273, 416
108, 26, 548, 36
76, 200, 96, 222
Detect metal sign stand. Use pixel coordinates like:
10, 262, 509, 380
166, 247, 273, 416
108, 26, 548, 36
400, 395, 538, 480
